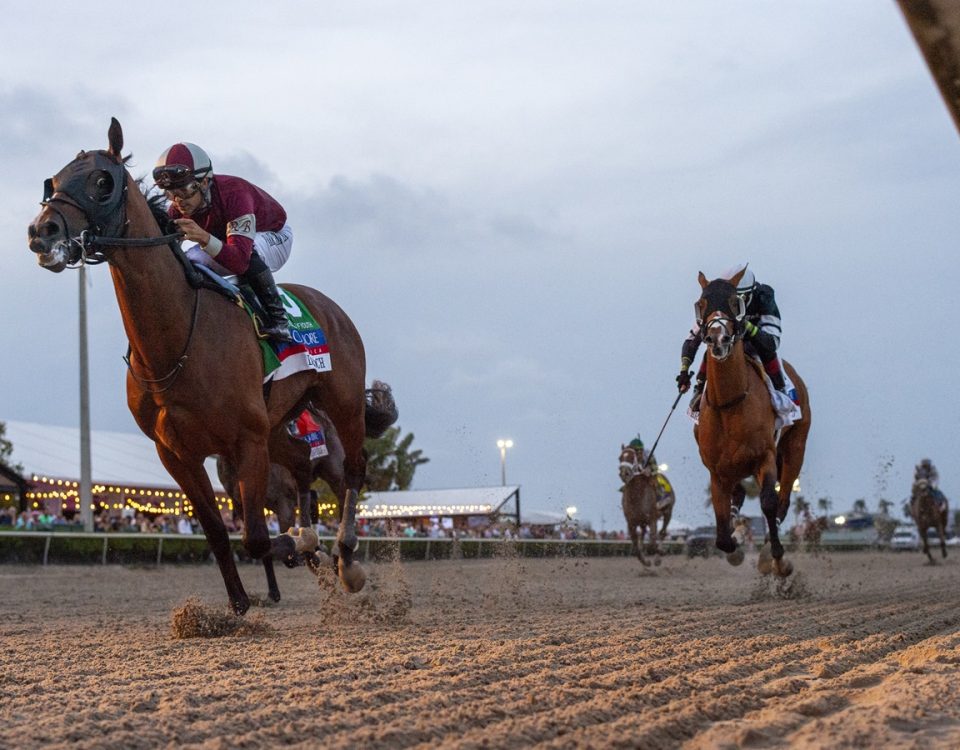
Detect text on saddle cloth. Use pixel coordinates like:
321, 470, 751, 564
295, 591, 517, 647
189, 263, 333, 384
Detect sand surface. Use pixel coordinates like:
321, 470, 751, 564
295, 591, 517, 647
1, 549, 959, 749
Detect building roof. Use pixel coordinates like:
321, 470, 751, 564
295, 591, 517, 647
3, 420, 224, 492
360, 486, 520, 519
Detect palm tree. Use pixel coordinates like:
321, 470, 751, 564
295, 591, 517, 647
877, 498, 893, 516
852, 498, 868, 514
364, 426, 430, 491
817, 497, 832, 515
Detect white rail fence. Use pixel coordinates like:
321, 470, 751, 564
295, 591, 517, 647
0, 530, 885, 566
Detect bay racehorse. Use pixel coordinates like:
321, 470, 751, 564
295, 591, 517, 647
910, 478, 948, 564
693, 269, 811, 577
619, 444, 664, 566
27, 119, 397, 614
217, 404, 346, 602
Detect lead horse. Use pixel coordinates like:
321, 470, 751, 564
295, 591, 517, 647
27, 119, 397, 614
693, 269, 811, 576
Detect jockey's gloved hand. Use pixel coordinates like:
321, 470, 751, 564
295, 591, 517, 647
676, 369, 692, 393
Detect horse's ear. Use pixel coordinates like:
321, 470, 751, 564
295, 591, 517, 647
621, 443, 625, 450
698, 271, 708, 289
728, 266, 746, 288
107, 117, 124, 160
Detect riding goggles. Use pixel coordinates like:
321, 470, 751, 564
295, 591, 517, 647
153, 164, 204, 190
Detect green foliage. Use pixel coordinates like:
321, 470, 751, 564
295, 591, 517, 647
0, 422, 23, 473
364, 426, 429, 491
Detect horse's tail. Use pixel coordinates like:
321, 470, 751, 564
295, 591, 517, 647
365, 380, 399, 438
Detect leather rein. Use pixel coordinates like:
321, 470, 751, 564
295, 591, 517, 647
42, 156, 199, 393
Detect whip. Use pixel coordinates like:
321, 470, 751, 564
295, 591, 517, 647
643, 391, 684, 470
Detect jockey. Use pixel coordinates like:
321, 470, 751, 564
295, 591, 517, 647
915, 458, 939, 488
626, 437, 673, 511
677, 265, 796, 411
153, 142, 294, 342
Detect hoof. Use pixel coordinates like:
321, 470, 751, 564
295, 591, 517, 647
771, 541, 784, 560
339, 561, 367, 593
773, 558, 793, 578
726, 548, 745, 567
757, 544, 774, 576
231, 596, 251, 616
268, 589, 281, 603
293, 527, 319, 554
716, 538, 736, 554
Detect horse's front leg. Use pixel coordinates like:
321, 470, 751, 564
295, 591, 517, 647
920, 527, 934, 564
759, 454, 793, 577
709, 475, 737, 554
156, 446, 250, 615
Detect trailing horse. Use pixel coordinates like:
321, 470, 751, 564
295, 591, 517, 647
27, 119, 398, 614
692, 269, 811, 577
619, 444, 669, 566
910, 479, 948, 564
217, 404, 352, 602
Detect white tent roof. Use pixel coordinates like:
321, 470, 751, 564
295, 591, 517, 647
360, 486, 519, 519
3, 420, 225, 492
520, 509, 567, 526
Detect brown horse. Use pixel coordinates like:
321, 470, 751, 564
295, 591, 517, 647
791, 512, 828, 554
693, 269, 811, 577
910, 479, 948, 564
619, 445, 664, 566
217, 405, 346, 602
27, 119, 397, 614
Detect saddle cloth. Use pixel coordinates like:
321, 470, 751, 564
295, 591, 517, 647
686, 357, 802, 431
191, 264, 332, 384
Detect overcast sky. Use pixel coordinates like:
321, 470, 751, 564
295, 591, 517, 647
4, 1, 959, 530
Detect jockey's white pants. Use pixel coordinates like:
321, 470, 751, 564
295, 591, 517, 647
185, 223, 293, 277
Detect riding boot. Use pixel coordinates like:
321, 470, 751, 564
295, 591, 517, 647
243, 256, 293, 343
689, 377, 706, 412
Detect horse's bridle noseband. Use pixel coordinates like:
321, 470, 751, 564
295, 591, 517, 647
619, 447, 653, 482
40, 150, 182, 267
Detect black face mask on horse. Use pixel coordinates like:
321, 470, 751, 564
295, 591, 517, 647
38, 151, 130, 266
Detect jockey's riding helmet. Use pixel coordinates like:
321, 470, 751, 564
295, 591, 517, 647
153, 143, 213, 189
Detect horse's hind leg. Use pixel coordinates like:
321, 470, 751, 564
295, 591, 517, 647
921, 527, 934, 564
759, 453, 791, 575
156, 446, 250, 615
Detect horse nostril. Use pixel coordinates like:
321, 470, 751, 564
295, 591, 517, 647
40, 221, 61, 239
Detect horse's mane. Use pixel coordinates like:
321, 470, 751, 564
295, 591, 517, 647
138, 179, 177, 235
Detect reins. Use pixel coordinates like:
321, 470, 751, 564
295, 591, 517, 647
122, 288, 201, 393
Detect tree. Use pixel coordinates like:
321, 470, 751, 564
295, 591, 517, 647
852, 498, 868, 514
0, 422, 22, 472
817, 497, 832, 515
877, 498, 893, 516
364, 426, 429, 491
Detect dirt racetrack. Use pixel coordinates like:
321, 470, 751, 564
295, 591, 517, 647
2, 549, 959, 749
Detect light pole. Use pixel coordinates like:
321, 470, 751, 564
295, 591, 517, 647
496, 439, 513, 486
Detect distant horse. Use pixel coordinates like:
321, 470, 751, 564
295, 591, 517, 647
693, 269, 811, 577
910, 479, 948, 564
619, 445, 666, 566
217, 406, 344, 602
28, 119, 397, 614
791, 513, 828, 554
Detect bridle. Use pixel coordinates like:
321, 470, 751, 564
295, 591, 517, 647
619, 447, 653, 483
40, 150, 183, 268
696, 282, 750, 407
39, 149, 197, 393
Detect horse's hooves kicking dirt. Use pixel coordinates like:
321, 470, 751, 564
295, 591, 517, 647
757, 544, 774, 576
339, 561, 367, 593
773, 557, 793, 577
726, 548, 745, 567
